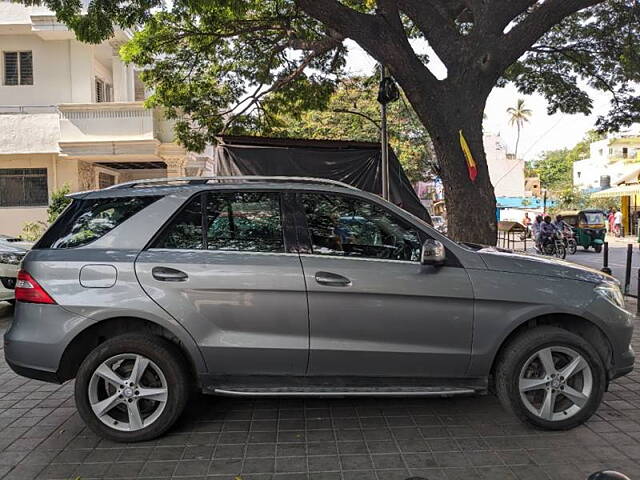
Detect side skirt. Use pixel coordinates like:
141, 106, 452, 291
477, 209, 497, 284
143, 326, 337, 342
199, 375, 488, 397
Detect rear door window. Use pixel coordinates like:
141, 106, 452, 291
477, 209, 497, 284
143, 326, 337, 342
36, 196, 161, 249
153, 191, 285, 253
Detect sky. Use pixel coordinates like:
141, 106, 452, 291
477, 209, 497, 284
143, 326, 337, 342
344, 40, 613, 163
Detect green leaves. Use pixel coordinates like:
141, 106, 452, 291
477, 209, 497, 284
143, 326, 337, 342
266, 76, 435, 183
531, 130, 604, 192
504, 0, 640, 129
114, 0, 346, 151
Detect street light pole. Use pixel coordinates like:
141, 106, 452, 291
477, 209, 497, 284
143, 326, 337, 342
380, 65, 390, 201
543, 189, 547, 214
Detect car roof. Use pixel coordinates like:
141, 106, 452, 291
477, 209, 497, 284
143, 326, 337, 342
70, 176, 368, 200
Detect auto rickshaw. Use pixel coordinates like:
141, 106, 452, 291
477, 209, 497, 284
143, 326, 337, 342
557, 209, 607, 252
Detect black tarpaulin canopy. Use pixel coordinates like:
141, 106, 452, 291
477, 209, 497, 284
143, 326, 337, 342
213, 136, 431, 223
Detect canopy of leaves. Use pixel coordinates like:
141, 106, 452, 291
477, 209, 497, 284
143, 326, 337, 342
503, 1, 640, 130
23, 0, 640, 155
264, 76, 435, 183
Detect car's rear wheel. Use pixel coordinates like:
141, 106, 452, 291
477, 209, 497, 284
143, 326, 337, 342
495, 326, 605, 430
75, 334, 190, 442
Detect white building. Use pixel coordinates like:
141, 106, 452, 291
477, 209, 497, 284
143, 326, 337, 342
573, 128, 640, 192
0, 2, 212, 236
484, 133, 525, 198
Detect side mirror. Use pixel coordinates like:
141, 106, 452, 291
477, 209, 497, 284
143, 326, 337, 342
421, 239, 446, 266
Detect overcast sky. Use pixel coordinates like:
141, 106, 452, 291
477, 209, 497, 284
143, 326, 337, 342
344, 40, 612, 163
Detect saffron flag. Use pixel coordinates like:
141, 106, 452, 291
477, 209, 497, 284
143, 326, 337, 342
459, 130, 478, 182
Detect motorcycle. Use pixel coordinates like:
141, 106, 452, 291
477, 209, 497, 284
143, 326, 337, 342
562, 228, 578, 255
542, 230, 567, 259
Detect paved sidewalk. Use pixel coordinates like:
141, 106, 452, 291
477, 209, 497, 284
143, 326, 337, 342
0, 302, 639, 480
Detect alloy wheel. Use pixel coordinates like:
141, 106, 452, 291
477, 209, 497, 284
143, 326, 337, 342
88, 353, 168, 432
518, 346, 593, 422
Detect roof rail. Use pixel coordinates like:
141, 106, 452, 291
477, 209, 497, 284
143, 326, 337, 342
106, 176, 361, 191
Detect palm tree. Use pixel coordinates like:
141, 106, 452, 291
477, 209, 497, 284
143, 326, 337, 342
507, 99, 532, 159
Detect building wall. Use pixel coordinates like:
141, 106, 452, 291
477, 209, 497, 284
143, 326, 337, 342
484, 134, 525, 197
574, 131, 640, 191
0, 35, 81, 105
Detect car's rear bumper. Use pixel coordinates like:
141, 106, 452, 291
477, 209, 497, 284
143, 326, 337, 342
5, 359, 62, 383
4, 302, 91, 383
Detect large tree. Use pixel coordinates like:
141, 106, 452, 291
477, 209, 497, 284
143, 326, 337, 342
29, 0, 640, 243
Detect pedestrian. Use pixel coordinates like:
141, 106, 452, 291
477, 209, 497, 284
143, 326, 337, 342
522, 212, 532, 239
608, 208, 615, 233
532, 214, 543, 252
614, 208, 623, 237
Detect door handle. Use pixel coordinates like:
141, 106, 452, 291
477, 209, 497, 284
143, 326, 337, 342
315, 271, 351, 287
152, 266, 188, 282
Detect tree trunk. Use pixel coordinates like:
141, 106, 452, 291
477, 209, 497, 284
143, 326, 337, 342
403, 84, 497, 245
431, 113, 497, 245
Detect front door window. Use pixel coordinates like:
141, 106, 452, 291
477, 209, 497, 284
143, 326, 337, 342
300, 193, 422, 262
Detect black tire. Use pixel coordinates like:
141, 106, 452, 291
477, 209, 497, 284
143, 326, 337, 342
594, 244, 603, 253
494, 326, 606, 430
583, 245, 589, 251
568, 241, 577, 255
555, 244, 566, 259
75, 334, 191, 442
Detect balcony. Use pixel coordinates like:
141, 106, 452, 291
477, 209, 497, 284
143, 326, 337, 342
57, 102, 161, 159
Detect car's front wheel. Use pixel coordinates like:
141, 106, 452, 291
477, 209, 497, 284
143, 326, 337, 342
495, 326, 606, 430
75, 334, 191, 442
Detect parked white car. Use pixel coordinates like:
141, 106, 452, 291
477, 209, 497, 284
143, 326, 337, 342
0, 235, 32, 303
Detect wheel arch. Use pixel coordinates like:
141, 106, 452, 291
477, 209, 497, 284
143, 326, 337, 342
58, 316, 201, 385
489, 313, 613, 386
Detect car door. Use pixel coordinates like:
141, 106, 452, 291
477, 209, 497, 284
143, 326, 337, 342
135, 190, 309, 376
297, 191, 474, 378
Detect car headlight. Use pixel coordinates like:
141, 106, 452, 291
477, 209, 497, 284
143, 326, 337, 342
595, 282, 625, 308
0, 252, 24, 265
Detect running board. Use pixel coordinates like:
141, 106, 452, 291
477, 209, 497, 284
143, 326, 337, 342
212, 386, 478, 397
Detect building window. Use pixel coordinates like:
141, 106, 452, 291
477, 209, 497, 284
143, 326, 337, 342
0, 168, 48, 207
3, 51, 33, 86
95, 78, 113, 103
623, 147, 628, 159
98, 172, 116, 189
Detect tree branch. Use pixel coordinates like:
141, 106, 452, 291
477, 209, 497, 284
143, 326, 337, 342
497, 0, 606, 70
221, 36, 340, 132
475, 0, 537, 35
333, 108, 381, 130
396, 0, 462, 67
295, 0, 441, 93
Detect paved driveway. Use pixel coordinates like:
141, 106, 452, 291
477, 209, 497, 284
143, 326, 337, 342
1, 302, 640, 480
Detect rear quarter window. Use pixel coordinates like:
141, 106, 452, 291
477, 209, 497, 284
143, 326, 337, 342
36, 196, 161, 249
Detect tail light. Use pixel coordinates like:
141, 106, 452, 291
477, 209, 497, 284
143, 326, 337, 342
15, 270, 56, 304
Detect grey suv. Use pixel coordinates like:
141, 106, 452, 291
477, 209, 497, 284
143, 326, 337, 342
4, 177, 635, 442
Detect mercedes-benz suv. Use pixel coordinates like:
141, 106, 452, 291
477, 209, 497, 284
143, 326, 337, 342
4, 177, 635, 442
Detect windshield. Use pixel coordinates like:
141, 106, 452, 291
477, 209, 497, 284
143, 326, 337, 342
583, 212, 605, 225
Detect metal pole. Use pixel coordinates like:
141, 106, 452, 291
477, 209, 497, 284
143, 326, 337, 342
636, 269, 640, 315
624, 243, 633, 295
380, 65, 390, 201
601, 242, 612, 275
543, 190, 547, 214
